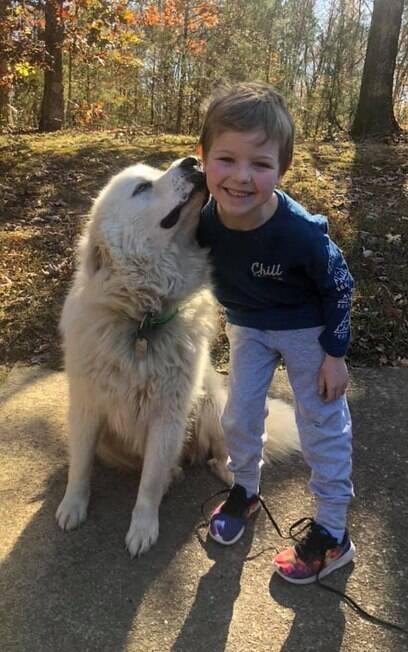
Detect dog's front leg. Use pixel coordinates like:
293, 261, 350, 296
56, 390, 100, 531
125, 415, 184, 557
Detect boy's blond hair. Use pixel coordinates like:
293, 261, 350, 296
199, 82, 294, 176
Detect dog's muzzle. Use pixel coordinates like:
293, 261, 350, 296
160, 157, 208, 230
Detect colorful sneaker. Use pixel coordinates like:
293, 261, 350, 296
273, 518, 355, 584
208, 484, 260, 545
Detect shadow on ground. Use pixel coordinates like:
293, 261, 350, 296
0, 366, 407, 651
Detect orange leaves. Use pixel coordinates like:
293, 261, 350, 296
137, 0, 219, 62
163, 0, 181, 28
140, 1, 219, 32
0, 71, 14, 91
122, 8, 138, 25
72, 100, 105, 126
188, 2, 219, 31
187, 37, 205, 55
143, 5, 162, 27
140, 1, 182, 28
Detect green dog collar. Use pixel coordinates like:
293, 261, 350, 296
136, 308, 179, 340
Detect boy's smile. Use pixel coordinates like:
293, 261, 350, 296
203, 129, 282, 230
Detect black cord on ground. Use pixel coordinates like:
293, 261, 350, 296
200, 489, 408, 637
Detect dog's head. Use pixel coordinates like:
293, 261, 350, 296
83, 157, 210, 299
90, 156, 207, 255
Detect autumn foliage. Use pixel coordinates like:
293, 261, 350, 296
0, 1, 407, 135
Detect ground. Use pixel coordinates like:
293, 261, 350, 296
0, 129, 407, 373
1, 364, 407, 652
1, 130, 408, 651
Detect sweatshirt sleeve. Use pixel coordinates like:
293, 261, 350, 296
307, 228, 354, 357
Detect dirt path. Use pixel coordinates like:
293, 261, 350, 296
0, 365, 407, 652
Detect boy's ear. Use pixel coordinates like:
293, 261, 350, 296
197, 145, 207, 172
196, 144, 203, 159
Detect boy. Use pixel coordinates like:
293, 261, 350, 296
197, 82, 355, 584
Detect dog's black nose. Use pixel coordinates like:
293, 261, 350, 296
179, 156, 199, 168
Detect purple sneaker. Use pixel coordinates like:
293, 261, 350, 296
208, 484, 260, 545
273, 518, 355, 584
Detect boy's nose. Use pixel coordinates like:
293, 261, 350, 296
233, 166, 252, 183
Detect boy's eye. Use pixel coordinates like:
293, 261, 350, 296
217, 156, 234, 162
254, 161, 272, 168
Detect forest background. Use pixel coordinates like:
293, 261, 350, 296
1, 0, 408, 136
0, 0, 407, 374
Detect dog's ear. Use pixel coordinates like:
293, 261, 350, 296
79, 229, 111, 277
84, 243, 102, 276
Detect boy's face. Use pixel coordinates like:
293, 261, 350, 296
203, 129, 282, 229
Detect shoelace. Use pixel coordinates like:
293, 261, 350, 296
201, 489, 408, 636
219, 484, 258, 516
288, 516, 338, 559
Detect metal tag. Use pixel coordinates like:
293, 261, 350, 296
135, 337, 148, 354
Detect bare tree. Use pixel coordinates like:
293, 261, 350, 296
351, 0, 404, 139
0, 0, 12, 127
39, 0, 65, 132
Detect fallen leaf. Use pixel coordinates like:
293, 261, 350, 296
385, 233, 401, 244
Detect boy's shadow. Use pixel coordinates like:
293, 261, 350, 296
171, 514, 256, 652
269, 564, 354, 651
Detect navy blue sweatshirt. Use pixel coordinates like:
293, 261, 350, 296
197, 191, 354, 357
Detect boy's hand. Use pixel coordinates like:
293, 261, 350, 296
318, 354, 349, 402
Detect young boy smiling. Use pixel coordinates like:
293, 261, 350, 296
197, 82, 355, 584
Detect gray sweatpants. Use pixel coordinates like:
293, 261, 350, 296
222, 324, 353, 541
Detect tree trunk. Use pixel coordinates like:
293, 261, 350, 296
0, 61, 10, 128
351, 0, 403, 139
0, 0, 12, 127
175, 1, 190, 134
39, 0, 65, 132
66, 47, 73, 126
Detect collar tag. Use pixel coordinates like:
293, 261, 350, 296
135, 337, 148, 354
135, 307, 179, 351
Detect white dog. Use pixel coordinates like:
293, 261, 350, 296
56, 157, 299, 557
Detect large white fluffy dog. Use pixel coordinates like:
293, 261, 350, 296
56, 156, 299, 557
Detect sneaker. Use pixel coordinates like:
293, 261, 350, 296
208, 484, 260, 545
273, 518, 355, 584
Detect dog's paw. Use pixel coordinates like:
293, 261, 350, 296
56, 492, 89, 531
125, 507, 159, 557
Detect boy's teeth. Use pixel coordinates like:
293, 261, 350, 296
226, 189, 250, 197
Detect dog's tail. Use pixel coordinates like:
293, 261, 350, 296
264, 397, 300, 460
96, 367, 300, 478
194, 367, 300, 484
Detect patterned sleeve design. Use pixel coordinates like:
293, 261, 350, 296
311, 237, 354, 357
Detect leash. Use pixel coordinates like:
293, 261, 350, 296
201, 489, 408, 636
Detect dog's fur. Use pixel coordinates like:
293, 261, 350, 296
56, 158, 299, 556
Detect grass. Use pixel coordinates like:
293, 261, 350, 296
0, 129, 407, 373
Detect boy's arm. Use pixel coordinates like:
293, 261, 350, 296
310, 237, 354, 358
308, 235, 353, 401
318, 354, 349, 402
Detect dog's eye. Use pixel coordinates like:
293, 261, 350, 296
132, 181, 152, 197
